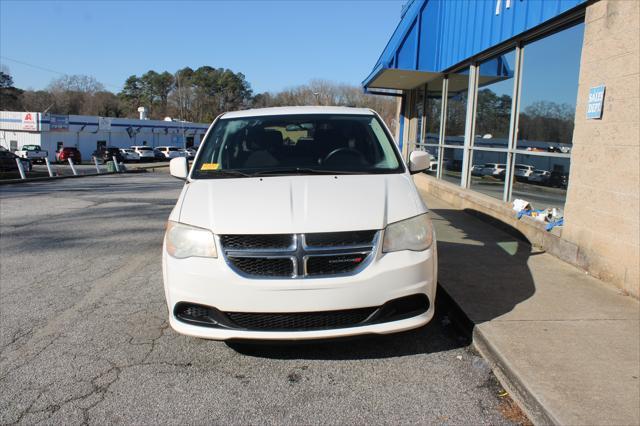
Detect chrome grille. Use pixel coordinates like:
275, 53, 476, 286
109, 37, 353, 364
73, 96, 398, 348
219, 230, 378, 279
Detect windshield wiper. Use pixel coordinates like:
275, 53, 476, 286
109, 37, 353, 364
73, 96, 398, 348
251, 168, 365, 176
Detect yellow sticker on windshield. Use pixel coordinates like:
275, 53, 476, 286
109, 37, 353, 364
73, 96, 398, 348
201, 163, 219, 170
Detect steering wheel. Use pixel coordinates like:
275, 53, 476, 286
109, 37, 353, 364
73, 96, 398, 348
322, 148, 366, 166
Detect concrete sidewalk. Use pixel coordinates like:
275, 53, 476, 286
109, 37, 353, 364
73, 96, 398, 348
417, 185, 640, 425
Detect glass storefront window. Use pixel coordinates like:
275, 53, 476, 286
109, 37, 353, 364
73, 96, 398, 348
469, 150, 508, 200
411, 20, 582, 207
475, 50, 515, 149
444, 68, 469, 147
516, 23, 584, 151
441, 147, 464, 185
425, 85, 442, 145
512, 153, 569, 211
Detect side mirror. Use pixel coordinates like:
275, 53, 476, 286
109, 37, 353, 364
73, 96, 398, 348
170, 157, 188, 180
408, 151, 429, 174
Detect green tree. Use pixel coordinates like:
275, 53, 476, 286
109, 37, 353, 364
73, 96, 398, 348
119, 75, 145, 115
0, 70, 23, 110
0, 71, 14, 89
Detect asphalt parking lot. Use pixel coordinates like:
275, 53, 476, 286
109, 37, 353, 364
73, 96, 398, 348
1, 173, 519, 425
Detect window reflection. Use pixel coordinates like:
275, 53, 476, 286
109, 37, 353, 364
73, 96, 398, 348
512, 154, 569, 210
444, 69, 469, 147
470, 150, 508, 200
475, 50, 515, 149
424, 86, 442, 144
517, 23, 584, 151
417, 145, 439, 176
442, 147, 463, 185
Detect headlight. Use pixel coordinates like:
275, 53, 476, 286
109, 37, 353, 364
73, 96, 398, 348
382, 214, 434, 253
165, 221, 217, 259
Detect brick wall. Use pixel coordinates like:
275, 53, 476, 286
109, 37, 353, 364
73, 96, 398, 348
563, 0, 640, 297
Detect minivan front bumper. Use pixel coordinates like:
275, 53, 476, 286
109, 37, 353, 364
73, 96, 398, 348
163, 242, 437, 340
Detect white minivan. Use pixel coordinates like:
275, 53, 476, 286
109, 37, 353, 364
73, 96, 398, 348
163, 106, 437, 341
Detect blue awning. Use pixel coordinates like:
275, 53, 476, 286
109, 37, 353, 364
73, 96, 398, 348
363, 0, 585, 91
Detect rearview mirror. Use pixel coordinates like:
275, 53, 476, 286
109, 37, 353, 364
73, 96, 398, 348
408, 151, 429, 175
170, 157, 188, 180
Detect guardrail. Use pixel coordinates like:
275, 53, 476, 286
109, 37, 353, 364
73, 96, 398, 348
2, 159, 171, 185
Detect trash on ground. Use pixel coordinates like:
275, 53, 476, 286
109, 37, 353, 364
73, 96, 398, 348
512, 199, 531, 213
513, 199, 564, 230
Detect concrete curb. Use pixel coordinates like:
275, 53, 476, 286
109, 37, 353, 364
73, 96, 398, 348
472, 327, 558, 426
438, 284, 557, 426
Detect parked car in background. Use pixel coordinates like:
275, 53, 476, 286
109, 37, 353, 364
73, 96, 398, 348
471, 164, 484, 176
156, 146, 184, 159
56, 147, 82, 164
131, 146, 156, 162
0, 149, 32, 177
186, 146, 198, 157
529, 169, 551, 185
180, 148, 196, 159
91, 147, 124, 164
480, 163, 506, 179
514, 164, 535, 181
15, 144, 48, 164
119, 148, 141, 163
152, 148, 167, 162
549, 171, 569, 189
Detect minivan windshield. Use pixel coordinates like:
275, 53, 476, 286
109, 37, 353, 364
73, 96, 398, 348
192, 114, 403, 178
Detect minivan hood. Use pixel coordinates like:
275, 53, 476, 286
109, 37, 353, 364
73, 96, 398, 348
178, 174, 426, 234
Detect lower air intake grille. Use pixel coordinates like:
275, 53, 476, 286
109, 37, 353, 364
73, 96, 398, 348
225, 307, 376, 331
174, 294, 430, 331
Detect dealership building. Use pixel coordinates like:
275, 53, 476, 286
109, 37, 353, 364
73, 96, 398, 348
364, 0, 639, 297
0, 111, 209, 162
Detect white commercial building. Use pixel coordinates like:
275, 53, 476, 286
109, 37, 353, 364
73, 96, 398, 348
0, 111, 210, 162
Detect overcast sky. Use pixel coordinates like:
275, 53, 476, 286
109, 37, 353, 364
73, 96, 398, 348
0, 0, 404, 94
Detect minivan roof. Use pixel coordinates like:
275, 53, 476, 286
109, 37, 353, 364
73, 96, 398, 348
221, 106, 375, 119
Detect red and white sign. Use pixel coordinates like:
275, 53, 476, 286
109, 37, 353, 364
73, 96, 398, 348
21, 112, 38, 131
